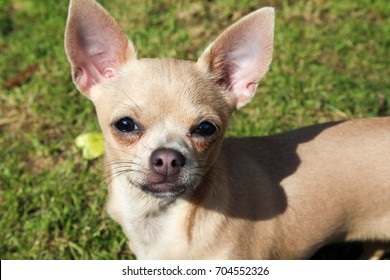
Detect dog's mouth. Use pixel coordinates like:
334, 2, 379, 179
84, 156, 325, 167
141, 183, 188, 198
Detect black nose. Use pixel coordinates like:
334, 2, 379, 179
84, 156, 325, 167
150, 148, 186, 177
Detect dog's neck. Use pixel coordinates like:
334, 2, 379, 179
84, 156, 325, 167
107, 174, 176, 258
106, 159, 231, 259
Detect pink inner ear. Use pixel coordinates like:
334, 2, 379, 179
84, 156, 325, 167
230, 40, 261, 77
197, 7, 274, 108
73, 26, 123, 89
74, 65, 116, 93
65, 0, 135, 95
74, 68, 90, 93
228, 30, 273, 107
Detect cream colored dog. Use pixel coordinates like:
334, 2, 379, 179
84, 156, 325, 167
65, 0, 390, 259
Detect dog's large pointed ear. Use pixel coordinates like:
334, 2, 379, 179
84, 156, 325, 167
197, 8, 274, 108
65, 0, 136, 97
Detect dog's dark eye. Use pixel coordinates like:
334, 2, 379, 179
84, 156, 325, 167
193, 121, 217, 137
113, 117, 138, 133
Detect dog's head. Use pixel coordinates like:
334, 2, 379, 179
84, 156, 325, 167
65, 0, 274, 199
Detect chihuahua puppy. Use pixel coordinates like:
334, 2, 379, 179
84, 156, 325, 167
65, 0, 390, 259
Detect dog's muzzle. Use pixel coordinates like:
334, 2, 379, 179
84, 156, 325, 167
142, 148, 189, 198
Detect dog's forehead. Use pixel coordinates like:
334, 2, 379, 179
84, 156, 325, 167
110, 58, 230, 121
120, 58, 208, 101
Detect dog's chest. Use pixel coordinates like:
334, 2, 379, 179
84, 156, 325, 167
126, 206, 189, 259
131, 213, 166, 253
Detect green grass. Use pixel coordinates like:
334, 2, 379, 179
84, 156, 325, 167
1, 0, 389, 259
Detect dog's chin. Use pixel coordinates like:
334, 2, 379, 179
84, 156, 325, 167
140, 183, 189, 198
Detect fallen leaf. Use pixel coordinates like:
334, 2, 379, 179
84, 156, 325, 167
75, 132, 105, 160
